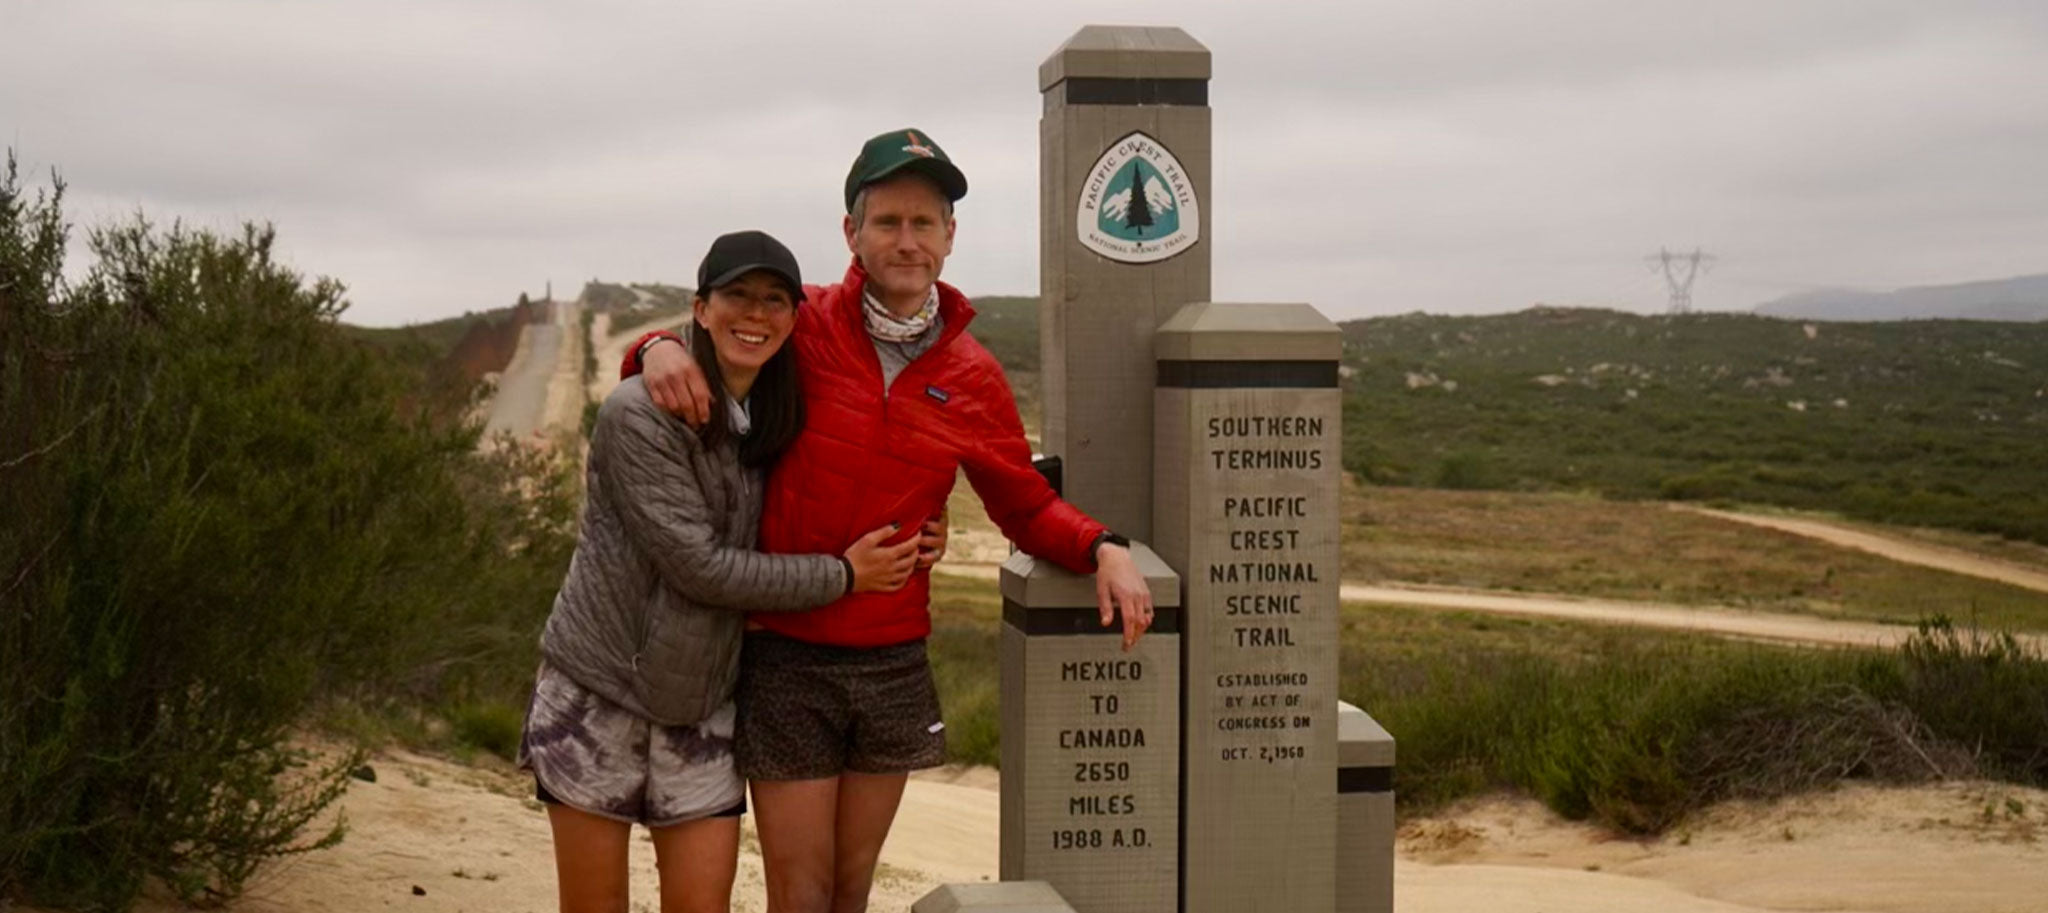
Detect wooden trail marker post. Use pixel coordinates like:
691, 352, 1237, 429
996, 24, 1206, 913
932, 23, 1392, 913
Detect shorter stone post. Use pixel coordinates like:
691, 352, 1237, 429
999, 546, 1181, 911
1155, 302, 1342, 913
1337, 701, 1396, 913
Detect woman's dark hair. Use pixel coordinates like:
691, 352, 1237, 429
690, 296, 804, 468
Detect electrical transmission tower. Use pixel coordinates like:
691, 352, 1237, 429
1648, 247, 1716, 314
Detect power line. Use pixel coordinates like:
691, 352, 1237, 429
1647, 247, 1717, 314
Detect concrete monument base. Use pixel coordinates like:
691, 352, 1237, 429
913, 881, 1078, 913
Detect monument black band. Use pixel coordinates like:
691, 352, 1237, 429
1003, 599, 1183, 635
1156, 359, 1340, 389
1337, 765, 1393, 795
1056, 77, 1209, 107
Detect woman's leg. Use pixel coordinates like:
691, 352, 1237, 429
547, 803, 633, 913
649, 813, 741, 913
751, 777, 841, 913
829, 771, 910, 913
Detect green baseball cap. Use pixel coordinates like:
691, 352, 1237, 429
843, 128, 969, 212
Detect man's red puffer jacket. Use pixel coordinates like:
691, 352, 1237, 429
622, 258, 1105, 647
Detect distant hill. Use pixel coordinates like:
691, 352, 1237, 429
963, 297, 2048, 545
1755, 274, 2048, 322
967, 295, 1038, 374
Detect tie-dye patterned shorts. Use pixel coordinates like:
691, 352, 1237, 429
517, 660, 744, 827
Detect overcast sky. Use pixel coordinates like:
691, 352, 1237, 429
5, 0, 2046, 326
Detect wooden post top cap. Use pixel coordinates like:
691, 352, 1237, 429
1040, 25, 1211, 91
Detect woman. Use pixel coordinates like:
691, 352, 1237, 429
519, 230, 936, 913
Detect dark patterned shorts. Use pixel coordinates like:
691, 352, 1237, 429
517, 661, 744, 827
734, 632, 947, 780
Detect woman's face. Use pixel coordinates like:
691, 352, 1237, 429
694, 270, 798, 378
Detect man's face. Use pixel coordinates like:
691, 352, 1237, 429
843, 173, 955, 307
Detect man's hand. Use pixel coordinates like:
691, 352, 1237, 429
916, 509, 949, 569
1093, 544, 1153, 652
642, 337, 714, 425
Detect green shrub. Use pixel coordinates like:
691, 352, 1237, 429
0, 157, 574, 910
1338, 622, 2032, 834
580, 306, 597, 387
1892, 617, 2048, 783
1659, 467, 1742, 501
450, 701, 527, 762
1435, 451, 1502, 490
929, 621, 1001, 767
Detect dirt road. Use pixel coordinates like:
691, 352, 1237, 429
480, 322, 556, 440
480, 301, 585, 444
1337, 581, 2048, 650
1680, 505, 2048, 595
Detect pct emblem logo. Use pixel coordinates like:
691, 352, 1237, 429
1075, 131, 1201, 264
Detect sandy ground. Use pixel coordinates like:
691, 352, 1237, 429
110, 751, 985, 913
104, 750, 2046, 913
1679, 505, 2048, 596
1398, 782, 2048, 913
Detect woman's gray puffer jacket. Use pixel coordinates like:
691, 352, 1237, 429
540, 376, 848, 726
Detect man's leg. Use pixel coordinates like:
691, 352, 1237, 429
829, 771, 910, 913
826, 639, 943, 912
546, 803, 633, 913
752, 777, 841, 913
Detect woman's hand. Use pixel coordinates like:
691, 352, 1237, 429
916, 509, 949, 569
845, 524, 921, 593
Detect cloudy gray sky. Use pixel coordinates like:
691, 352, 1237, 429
5, 0, 2046, 326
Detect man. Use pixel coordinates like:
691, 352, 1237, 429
622, 128, 1152, 913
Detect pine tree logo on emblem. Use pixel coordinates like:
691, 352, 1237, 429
1075, 131, 1200, 264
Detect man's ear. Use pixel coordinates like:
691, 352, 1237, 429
843, 213, 858, 252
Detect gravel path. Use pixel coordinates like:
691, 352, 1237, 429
1678, 505, 2048, 595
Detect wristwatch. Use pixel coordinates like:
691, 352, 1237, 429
1090, 531, 1131, 560
636, 332, 684, 371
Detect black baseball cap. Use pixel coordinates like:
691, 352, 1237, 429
697, 230, 805, 302
843, 127, 969, 211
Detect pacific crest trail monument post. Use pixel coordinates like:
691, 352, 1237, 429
917, 25, 1393, 913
